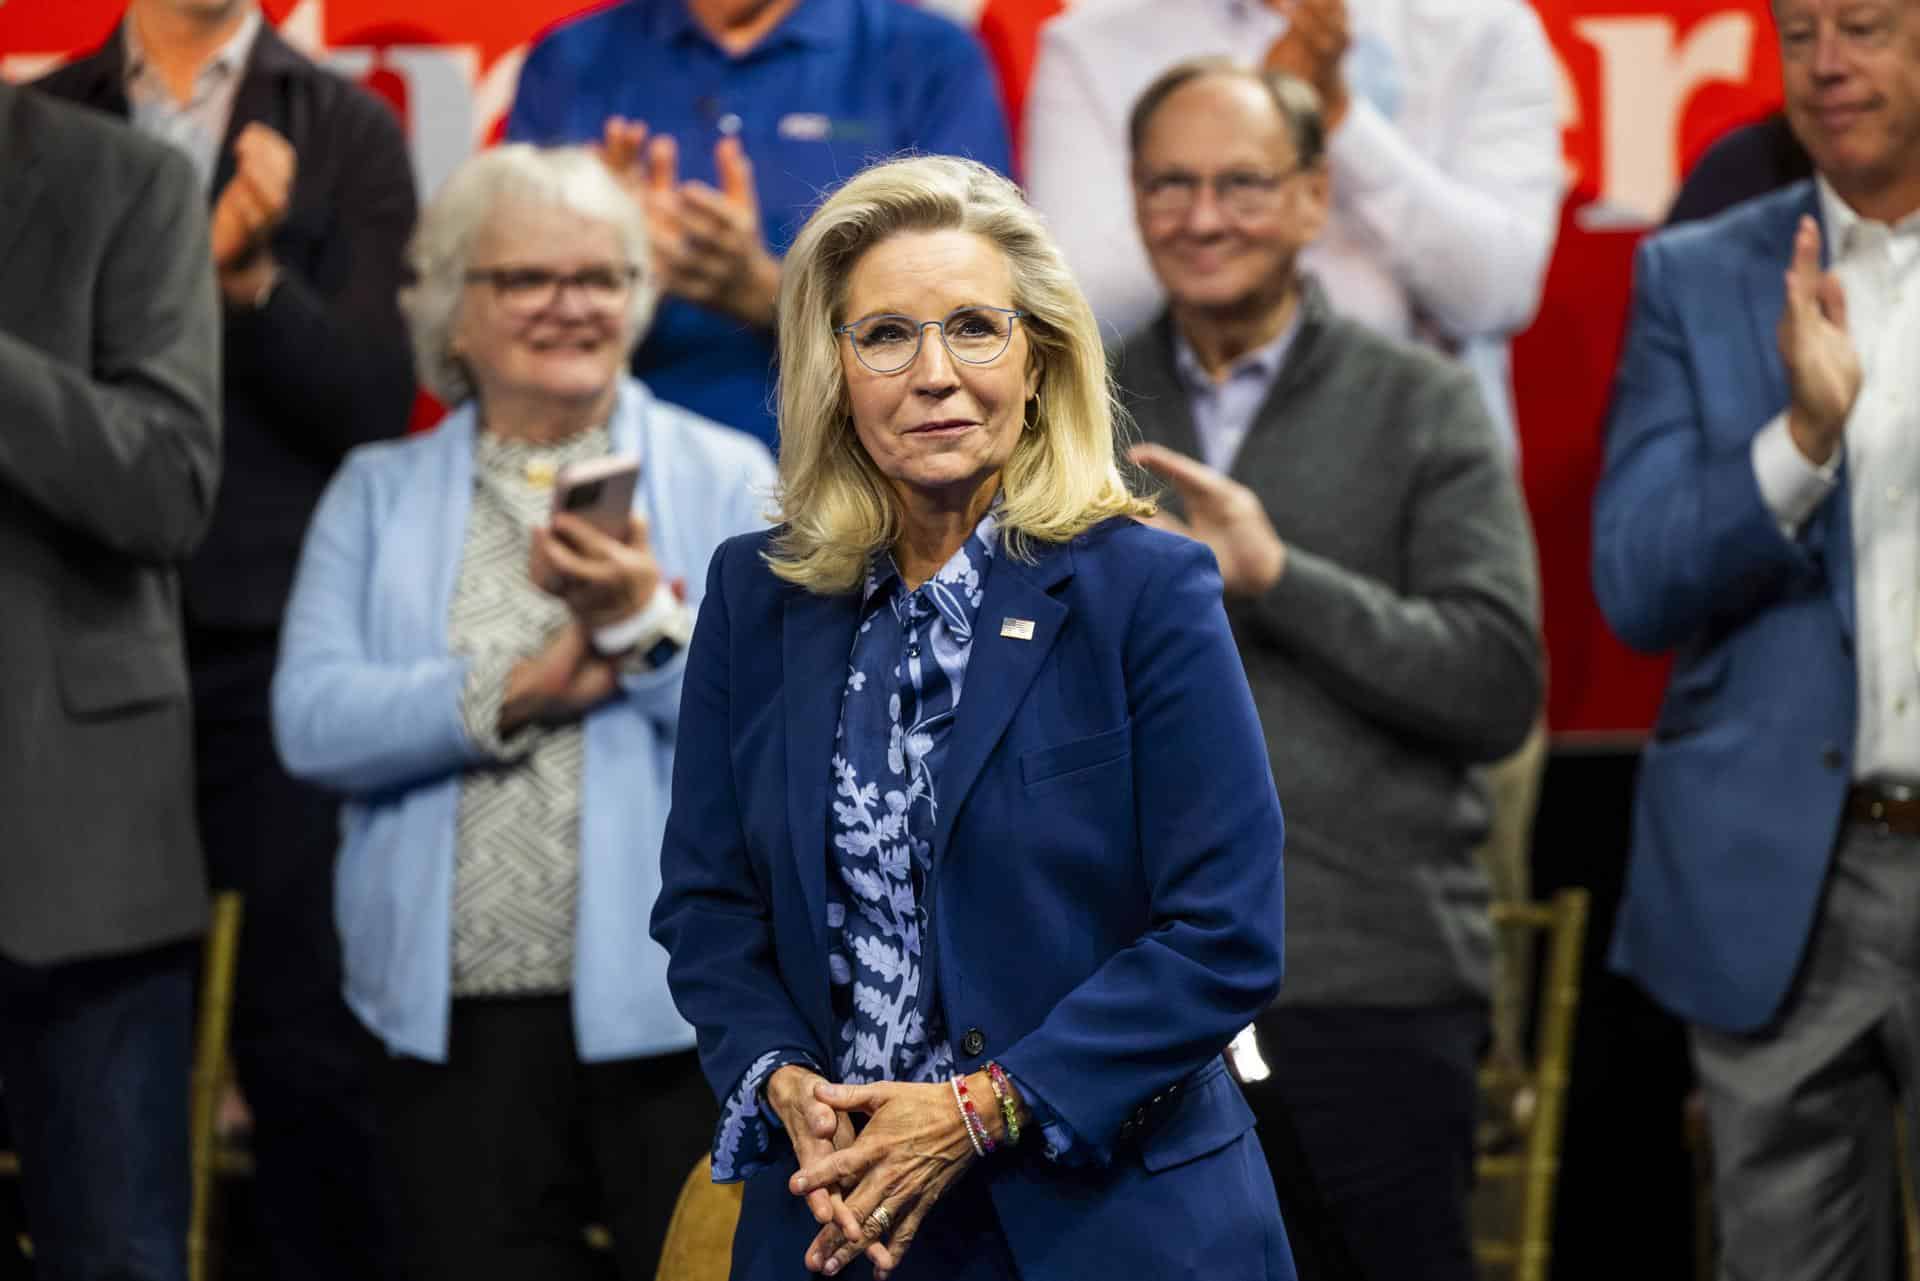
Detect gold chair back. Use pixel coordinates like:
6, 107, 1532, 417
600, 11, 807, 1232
1473, 888, 1590, 1281
655, 1154, 744, 1281
188, 891, 246, 1281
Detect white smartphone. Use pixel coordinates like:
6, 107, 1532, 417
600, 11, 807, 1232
551, 454, 640, 539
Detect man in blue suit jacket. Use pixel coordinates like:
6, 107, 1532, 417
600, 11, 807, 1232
1592, 2, 1920, 1272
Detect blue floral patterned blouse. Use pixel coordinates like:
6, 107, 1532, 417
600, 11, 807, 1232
713, 513, 1000, 1180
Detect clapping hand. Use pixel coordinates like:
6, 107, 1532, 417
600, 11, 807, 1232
210, 123, 296, 303
1129, 443, 1288, 598
1778, 214, 1860, 466
600, 116, 679, 255
1263, 0, 1351, 129
599, 117, 783, 327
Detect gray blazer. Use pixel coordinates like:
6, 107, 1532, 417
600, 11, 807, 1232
1114, 280, 1542, 1006
0, 83, 221, 965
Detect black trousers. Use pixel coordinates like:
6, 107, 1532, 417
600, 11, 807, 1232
188, 627, 389, 1281
1240, 1003, 1488, 1281
378, 997, 718, 1280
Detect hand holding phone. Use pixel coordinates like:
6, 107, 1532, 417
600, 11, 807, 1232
532, 454, 664, 635
550, 454, 640, 539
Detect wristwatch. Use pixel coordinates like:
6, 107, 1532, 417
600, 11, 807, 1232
246, 265, 282, 311
594, 583, 695, 670
225, 262, 280, 312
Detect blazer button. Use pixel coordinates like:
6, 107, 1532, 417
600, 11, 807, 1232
961, 1027, 986, 1057
1822, 745, 1846, 771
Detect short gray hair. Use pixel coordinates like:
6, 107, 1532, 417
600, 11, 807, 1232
1127, 60, 1326, 171
400, 144, 657, 405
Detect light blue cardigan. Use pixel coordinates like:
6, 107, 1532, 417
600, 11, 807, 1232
272, 378, 775, 1062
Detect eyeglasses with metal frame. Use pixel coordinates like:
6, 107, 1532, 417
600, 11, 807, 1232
835, 305, 1028, 375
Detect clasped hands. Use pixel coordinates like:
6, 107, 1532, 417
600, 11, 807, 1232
767, 1064, 996, 1279
598, 117, 783, 327
499, 513, 664, 734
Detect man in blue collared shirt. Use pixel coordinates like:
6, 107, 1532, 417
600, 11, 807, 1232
507, 0, 1012, 452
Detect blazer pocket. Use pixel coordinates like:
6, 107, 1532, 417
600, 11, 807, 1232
1020, 721, 1132, 791
57, 630, 188, 717
1139, 1057, 1256, 1172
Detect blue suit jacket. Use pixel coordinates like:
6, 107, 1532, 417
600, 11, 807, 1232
652, 518, 1295, 1279
1593, 180, 1856, 1035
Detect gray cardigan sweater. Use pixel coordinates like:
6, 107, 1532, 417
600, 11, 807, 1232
1114, 280, 1544, 1007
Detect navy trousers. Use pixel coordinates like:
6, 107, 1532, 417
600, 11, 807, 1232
0, 941, 195, 1281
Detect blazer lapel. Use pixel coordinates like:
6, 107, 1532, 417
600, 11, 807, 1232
1128, 317, 1206, 517
1823, 469, 1857, 639
212, 23, 297, 200
1741, 182, 1856, 639
1227, 278, 1329, 487
1739, 184, 1819, 432
0, 91, 43, 276
785, 587, 862, 959
930, 542, 1074, 866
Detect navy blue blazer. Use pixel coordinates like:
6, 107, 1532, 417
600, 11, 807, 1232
1593, 180, 1856, 1035
653, 517, 1295, 1279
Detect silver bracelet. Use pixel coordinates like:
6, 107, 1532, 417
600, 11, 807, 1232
950, 1073, 986, 1158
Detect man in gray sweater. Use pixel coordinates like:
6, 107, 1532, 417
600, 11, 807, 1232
1115, 61, 1543, 1281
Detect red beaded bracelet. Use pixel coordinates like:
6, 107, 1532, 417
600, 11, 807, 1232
951, 1072, 995, 1156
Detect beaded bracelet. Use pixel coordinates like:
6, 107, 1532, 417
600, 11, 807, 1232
984, 1062, 1021, 1147
951, 1073, 994, 1156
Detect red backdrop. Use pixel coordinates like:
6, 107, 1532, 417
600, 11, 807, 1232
1, 0, 1787, 737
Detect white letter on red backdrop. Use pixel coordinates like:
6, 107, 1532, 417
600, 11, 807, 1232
1573, 13, 1754, 229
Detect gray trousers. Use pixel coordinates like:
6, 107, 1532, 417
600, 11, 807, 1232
1692, 821, 1920, 1281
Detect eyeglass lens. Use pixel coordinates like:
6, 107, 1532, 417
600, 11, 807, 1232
1138, 170, 1290, 218
476, 265, 639, 313
846, 307, 1019, 373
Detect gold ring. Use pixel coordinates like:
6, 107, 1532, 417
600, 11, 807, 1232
864, 1204, 893, 1237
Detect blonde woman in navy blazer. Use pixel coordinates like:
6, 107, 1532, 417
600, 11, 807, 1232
652, 156, 1295, 1281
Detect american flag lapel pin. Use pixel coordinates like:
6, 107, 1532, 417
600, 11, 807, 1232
1000, 617, 1036, 641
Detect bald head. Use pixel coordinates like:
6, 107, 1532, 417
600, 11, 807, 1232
1127, 60, 1326, 172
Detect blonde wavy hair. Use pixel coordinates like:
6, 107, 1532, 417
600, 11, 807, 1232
766, 155, 1153, 594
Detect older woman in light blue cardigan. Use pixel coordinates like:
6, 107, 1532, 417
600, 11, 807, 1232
271, 145, 773, 1279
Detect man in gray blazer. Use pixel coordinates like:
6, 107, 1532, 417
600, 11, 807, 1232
1115, 62, 1542, 1281
0, 81, 220, 1280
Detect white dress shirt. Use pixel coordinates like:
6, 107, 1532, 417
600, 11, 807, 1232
1023, 0, 1564, 454
1751, 177, 1920, 784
